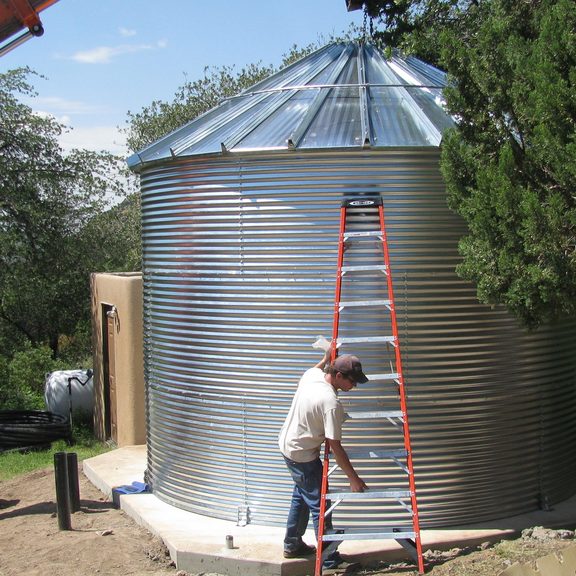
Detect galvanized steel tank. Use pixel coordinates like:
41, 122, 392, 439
129, 42, 576, 528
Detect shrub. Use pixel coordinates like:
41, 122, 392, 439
2, 345, 66, 410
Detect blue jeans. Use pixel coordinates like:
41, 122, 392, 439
283, 456, 342, 567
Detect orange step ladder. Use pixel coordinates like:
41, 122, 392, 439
315, 197, 424, 575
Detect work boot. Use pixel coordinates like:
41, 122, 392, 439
283, 541, 316, 558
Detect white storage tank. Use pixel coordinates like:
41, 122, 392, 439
44, 369, 94, 419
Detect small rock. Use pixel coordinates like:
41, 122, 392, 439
175, 571, 188, 576
423, 549, 439, 560
423, 549, 448, 561
96, 529, 114, 537
523, 526, 574, 541
479, 541, 492, 550
530, 526, 559, 541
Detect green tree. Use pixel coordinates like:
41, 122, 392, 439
80, 192, 142, 273
361, 0, 479, 63
362, 0, 576, 327
0, 68, 127, 357
1, 344, 65, 409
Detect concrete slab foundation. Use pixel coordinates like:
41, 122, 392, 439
83, 446, 576, 576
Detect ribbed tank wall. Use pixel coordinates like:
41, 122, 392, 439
140, 149, 576, 527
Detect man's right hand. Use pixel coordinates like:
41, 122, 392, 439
349, 475, 368, 493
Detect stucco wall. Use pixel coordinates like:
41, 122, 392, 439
90, 272, 144, 446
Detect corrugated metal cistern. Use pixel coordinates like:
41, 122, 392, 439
138, 149, 576, 528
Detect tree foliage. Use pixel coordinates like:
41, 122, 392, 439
363, 0, 576, 327
362, 1, 479, 63
0, 68, 130, 357
0, 344, 65, 409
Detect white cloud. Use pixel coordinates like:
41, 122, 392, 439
70, 41, 166, 64
119, 27, 137, 37
58, 125, 128, 156
32, 96, 104, 115
25, 96, 127, 155
33, 110, 72, 125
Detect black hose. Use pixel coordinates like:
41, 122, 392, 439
0, 410, 71, 452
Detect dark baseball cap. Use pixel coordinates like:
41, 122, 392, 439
333, 355, 369, 384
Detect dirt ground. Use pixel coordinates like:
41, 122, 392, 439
0, 467, 574, 576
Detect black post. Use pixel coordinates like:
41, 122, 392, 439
66, 452, 80, 513
54, 452, 72, 530
67, 377, 74, 443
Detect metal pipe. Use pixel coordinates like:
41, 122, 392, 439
0, 30, 33, 58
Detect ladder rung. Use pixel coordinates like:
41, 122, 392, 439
327, 489, 412, 500
323, 528, 415, 542
338, 336, 396, 346
345, 448, 408, 460
346, 410, 403, 420
340, 299, 391, 308
343, 230, 382, 239
366, 372, 400, 381
341, 265, 387, 274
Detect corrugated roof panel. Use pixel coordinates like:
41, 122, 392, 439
370, 88, 430, 146
234, 89, 320, 150
300, 86, 362, 148
407, 88, 455, 136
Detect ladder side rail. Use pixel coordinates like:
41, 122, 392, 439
315, 204, 348, 576
315, 441, 331, 576
378, 204, 425, 573
331, 204, 347, 359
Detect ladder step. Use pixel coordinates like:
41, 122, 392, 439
346, 410, 403, 420
341, 264, 388, 274
343, 230, 382, 239
345, 448, 408, 460
338, 335, 396, 346
327, 489, 411, 500
323, 528, 416, 542
342, 198, 382, 208
366, 372, 400, 381
340, 299, 391, 308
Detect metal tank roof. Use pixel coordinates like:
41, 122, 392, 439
128, 41, 453, 170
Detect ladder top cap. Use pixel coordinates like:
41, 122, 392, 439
341, 197, 382, 207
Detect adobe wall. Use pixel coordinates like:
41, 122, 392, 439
90, 272, 145, 446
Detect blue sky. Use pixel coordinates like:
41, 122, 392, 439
1, 0, 365, 156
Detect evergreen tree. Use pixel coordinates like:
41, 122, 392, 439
363, 0, 576, 327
